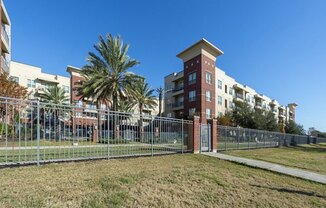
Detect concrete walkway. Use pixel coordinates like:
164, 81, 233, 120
203, 152, 326, 184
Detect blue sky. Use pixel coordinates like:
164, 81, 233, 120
5, 0, 326, 131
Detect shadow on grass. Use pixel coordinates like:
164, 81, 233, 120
250, 184, 326, 199
292, 145, 326, 153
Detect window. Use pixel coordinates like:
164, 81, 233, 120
165, 84, 172, 92
167, 113, 172, 117
76, 100, 83, 107
100, 104, 106, 110
188, 72, 196, 85
229, 101, 233, 109
189, 90, 196, 102
206, 72, 212, 84
189, 108, 196, 116
225, 99, 228, 108
63, 85, 70, 93
218, 96, 222, 105
27, 79, 36, 88
10, 76, 19, 83
76, 112, 82, 117
218, 112, 222, 117
229, 87, 233, 95
218, 80, 222, 89
206, 108, 212, 119
225, 85, 228, 93
206, 90, 212, 102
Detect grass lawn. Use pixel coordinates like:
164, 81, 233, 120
225, 144, 326, 174
0, 154, 325, 208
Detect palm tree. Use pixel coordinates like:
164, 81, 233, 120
37, 86, 69, 141
132, 81, 157, 119
37, 86, 69, 105
74, 34, 141, 140
74, 34, 141, 111
131, 80, 157, 142
156, 86, 164, 117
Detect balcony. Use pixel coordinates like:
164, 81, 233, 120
172, 102, 184, 111
171, 71, 184, 81
172, 86, 184, 96
1, 56, 9, 72
233, 93, 244, 102
1, 24, 10, 53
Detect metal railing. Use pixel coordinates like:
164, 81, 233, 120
0, 97, 193, 166
217, 125, 324, 151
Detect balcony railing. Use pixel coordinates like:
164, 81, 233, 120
235, 93, 244, 100
173, 86, 184, 93
173, 102, 184, 108
1, 56, 9, 72
1, 24, 10, 47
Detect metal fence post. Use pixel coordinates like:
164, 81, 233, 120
107, 109, 110, 160
181, 119, 184, 154
151, 115, 154, 156
37, 100, 40, 166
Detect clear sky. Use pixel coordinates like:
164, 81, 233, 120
5, 0, 326, 132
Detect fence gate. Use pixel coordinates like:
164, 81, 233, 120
200, 124, 211, 152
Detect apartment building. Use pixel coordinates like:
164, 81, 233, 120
164, 39, 297, 124
67, 65, 159, 116
10, 61, 70, 101
0, 0, 11, 74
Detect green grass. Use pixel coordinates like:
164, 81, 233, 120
0, 144, 187, 164
0, 154, 325, 207
225, 144, 326, 174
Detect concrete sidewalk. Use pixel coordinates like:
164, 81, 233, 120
203, 152, 326, 184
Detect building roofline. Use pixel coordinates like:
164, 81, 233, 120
176, 38, 224, 59
1, 0, 11, 25
11, 60, 70, 79
164, 70, 184, 79
66, 65, 82, 74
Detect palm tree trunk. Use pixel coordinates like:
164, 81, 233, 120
112, 94, 118, 140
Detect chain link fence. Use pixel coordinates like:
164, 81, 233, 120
0, 97, 193, 166
217, 125, 325, 151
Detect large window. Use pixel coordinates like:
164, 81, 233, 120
189, 90, 196, 102
10, 76, 19, 84
188, 72, 196, 85
76, 100, 83, 107
206, 72, 212, 84
27, 79, 36, 88
218, 96, 222, 105
206, 90, 212, 102
189, 108, 196, 116
63, 85, 70, 93
218, 80, 222, 89
206, 108, 212, 119
229, 87, 233, 95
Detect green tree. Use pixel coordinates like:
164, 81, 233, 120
232, 101, 255, 128
75, 34, 141, 111
264, 111, 279, 132
156, 86, 164, 117
285, 120, 305, 135
131, 80, 157, 141
37, 86, 70, 141
37, 86, 69, 105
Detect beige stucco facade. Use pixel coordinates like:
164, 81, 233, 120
10, 61, 70, 101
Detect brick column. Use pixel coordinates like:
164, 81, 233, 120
193, 116, 200, 154
211, 119, 217, 152
93, 125, 98, 143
